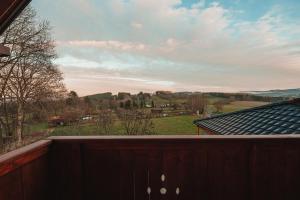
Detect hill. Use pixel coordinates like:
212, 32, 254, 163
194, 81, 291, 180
84, 92, 113, 101
247, 88, 300, 98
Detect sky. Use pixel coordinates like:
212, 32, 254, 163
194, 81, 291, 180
32, 0, 300, 96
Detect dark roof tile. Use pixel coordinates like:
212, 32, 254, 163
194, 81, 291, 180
194, 98, 300, 135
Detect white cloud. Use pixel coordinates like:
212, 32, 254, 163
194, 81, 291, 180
33, 0, 300, 93
54, 56, 100, 68
57, 40, 146, 51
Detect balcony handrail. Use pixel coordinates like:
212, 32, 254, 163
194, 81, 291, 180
0, 140, 51, 176
48, 134, 300, 140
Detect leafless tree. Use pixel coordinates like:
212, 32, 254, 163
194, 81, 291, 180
97, 110, 114, 135
187, 94, 208, 115
0, 6, 65, 146
213, 100, 225, 112
119, 110, 155, 135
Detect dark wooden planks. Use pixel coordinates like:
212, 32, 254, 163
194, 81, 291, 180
251, 141, 300, 200
0, 140, 51, 200
22, 155, 50, 200
0, 140, 51, 176
48, 136, 300, 200
84, 148, 121, 199
0, 169, 23, 200
50, 142, 83, 200
2, 136, 300, 200
285, 142, 300, 200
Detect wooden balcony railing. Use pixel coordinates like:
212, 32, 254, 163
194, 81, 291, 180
1, 135, 300, 200
0, 140, 51, 200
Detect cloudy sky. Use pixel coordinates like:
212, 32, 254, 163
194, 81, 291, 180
32, 0, 300, 96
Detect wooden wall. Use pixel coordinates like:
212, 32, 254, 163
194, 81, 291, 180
1, 136, 300, 200
0, 140, 51, 200
49, 136, 300, 200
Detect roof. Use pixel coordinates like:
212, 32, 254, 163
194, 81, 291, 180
0, 0, 32, 35
0, 0, 32, 57
194, 98, 300, 135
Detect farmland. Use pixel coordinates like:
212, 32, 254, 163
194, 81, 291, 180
51, 115, 204, 136
46, 99, 269, 136
18, 91, 278, 139
222, 101, 269, 113
51, 115, 203, 136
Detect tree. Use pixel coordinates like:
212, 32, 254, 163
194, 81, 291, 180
84, 96, 92, 106
0, 6, 65, 146
213, 101, 225, 113
66, 91, 79, 107
187, 94, 208, 115
97, 110, 114, 135
124, 100, 131, 109
83, 96, 93, 114
140, 100, 144, 108
133, 100, 138, 108
119, 110, 155, 135
109, 99, 118, 110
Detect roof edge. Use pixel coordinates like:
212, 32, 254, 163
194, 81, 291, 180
0, 0, 32, 35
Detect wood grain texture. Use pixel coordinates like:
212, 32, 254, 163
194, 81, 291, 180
0, 140, 51, 200
49, 137, 300, 200
0, 140, 51, 176
22, 155, 50, 200
0, 169, 23, 200
2, 137, 300, 200
50, 142, 83, 200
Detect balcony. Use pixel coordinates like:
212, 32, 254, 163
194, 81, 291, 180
1, 135, 300, 200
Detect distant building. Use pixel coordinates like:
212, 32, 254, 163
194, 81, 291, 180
194, 98, 300, 135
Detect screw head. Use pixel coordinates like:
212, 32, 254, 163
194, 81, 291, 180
161, 174, 166, 182
160, 187, 167, 195
147, 187, 151, 195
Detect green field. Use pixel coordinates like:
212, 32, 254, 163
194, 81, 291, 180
223, 101, 269, 113
30, 100, 270, 136
24, 123, 48, 136
51, 115, 203, 136
152, 115, 202, 135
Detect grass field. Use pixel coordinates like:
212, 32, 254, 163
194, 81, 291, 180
152, 115, 202, 135
32, 100, 270, 136
223, 101, 269, 113
24, 123, 48, 136
51, 115, 203, 136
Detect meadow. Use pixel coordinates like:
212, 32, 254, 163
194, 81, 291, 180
47, 100, 269, 136
51, 115, 203, 136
